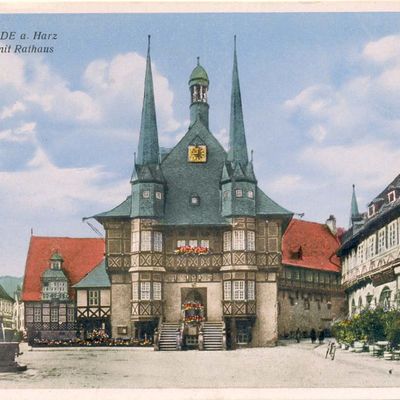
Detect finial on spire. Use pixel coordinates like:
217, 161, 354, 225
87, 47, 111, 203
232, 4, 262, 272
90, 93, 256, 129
134, 152, 136, 164
234, 35, 237, 51
251, 149, 254, 162
197, 56, 200, 66
147, 35, 151, 54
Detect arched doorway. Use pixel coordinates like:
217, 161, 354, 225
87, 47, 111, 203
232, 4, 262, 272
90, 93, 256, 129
181, 288, 207, 319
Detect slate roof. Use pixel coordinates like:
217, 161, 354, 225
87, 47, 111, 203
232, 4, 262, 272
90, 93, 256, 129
282, 219, 341, 273
340, 173, 400, 253
22, 236, 105, 302
73, 260, 110, 289
0, 284, 14, 302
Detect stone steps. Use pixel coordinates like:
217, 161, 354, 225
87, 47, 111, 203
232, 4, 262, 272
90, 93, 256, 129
159, 323, 180, 351
203, 321, 224, 351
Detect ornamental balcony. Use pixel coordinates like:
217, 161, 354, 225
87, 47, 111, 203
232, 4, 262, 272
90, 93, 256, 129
131, 300, 163, 321
222, 300, 256, 317
165, 252, 223, 272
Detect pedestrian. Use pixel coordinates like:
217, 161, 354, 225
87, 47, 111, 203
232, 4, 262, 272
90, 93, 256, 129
310, 328, 316, 344
295, 328, 301, 343
318, 328, 325, 344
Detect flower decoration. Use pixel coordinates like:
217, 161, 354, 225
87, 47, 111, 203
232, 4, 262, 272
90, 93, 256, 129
174, 246, 209, 255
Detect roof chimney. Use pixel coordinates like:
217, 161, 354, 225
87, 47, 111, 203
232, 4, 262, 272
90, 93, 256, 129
326, 214, 337, 235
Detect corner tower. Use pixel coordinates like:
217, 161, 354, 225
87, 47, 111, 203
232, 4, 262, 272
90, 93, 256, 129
221, 36, 257, 217
130, 35, 166, 219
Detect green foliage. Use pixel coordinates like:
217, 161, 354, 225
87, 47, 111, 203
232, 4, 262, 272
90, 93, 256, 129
383, 309, 400, 349
331, 307, 390, 345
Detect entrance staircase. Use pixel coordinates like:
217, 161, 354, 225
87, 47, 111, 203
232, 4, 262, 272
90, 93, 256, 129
203, 321, 225, 351
158, 323, 180, 351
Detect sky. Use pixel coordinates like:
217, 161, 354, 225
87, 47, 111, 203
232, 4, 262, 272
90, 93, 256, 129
1, 12, 400, 276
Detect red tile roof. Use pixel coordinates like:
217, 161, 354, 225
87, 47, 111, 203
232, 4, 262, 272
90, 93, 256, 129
22, 236, 105, 302
282, 219, 341, 273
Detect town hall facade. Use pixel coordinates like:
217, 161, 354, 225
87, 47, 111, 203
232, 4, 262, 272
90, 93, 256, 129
88, 37, 293, 349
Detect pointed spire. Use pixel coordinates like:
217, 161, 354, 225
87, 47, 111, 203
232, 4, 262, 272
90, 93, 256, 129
350, 184, 361, 227
136, 35, 160, 166
227, 35, 248, 165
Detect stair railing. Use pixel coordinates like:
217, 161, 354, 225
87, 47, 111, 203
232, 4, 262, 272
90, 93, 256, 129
176, 321, 184, 350
153, 319, 162, 351
222, 320, 227, 351
198, 321, 204, 351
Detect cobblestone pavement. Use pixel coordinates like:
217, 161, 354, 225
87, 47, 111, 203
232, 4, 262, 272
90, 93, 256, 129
0, 340, 399, 389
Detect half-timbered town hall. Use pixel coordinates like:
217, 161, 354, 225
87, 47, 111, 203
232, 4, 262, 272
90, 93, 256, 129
88, 37, 293, 349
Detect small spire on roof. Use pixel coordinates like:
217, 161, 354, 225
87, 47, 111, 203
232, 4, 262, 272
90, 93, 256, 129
197, 56, 200, 66
147, 34, 151, 54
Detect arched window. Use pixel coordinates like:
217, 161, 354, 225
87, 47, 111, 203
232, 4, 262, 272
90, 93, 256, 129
379, 286, 391, 310
358, 296, 363, 311
351, 298, 356, 315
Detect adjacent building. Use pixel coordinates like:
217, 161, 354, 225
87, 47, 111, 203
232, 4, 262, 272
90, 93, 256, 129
339, 177, 400, 315
0, 284, 14, 341
22, 236, 105, 342
86, 37, 293, 349
279, 217, 344, 337
73, 260, 111, 337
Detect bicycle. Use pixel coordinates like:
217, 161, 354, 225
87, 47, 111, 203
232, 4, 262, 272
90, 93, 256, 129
325, 341, 336, 360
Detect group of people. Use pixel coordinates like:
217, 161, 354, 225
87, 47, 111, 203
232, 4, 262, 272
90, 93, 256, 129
294, 327, 325, 344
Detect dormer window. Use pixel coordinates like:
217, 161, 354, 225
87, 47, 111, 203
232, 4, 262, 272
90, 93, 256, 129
247, 190, 254, 199
142, 190, 150, 199
190, 195, 200, 206
388, 190, 396, 203
155, 191, 162, 200
235, 189, 243, 198
368, 204, 375, 218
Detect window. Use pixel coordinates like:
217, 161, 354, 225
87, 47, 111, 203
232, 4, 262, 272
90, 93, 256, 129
357, 242, 365, 264
177, 239, 186, 248
155, 191, 162, 200
233, 281, 245, 300
89, 290, 99, 306
368, 204, 375, 218
140, 282, 151, 300
34, 308, 41, 322
50, 308, 58, 323
367, 235, 376, 259
247, 190, 254, 199
235, 189, 243, 198
131, 231, 139, 252
141, 231, 152, 251
189, 239, 198, 247
191, 195, 200, 205
223, 191, 229, 199
379, 287, 391, 309
388, 190, 396, 203
248, 281, 255, 300
388, 220, 398, 248
154, 232, 163, 252
378, 228, 386, 253
247, 231, 255, 251
142, 190, 150, 199
132, 283, 139, 300
67, 308, 75, 322
200, 240, 209, 249
153, 282, 162, 300
223, 281, 232, 300
233, 230, 246, 250
223, 231, 232, 251
52, 261, 61, 270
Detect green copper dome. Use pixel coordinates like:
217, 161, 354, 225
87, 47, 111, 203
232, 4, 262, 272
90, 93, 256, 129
50, 252, 63, 262
189, 58, 209, 87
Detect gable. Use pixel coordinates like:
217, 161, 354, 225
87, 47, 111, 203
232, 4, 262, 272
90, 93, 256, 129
161, 120, 228, 225
22, 236, 105, 301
